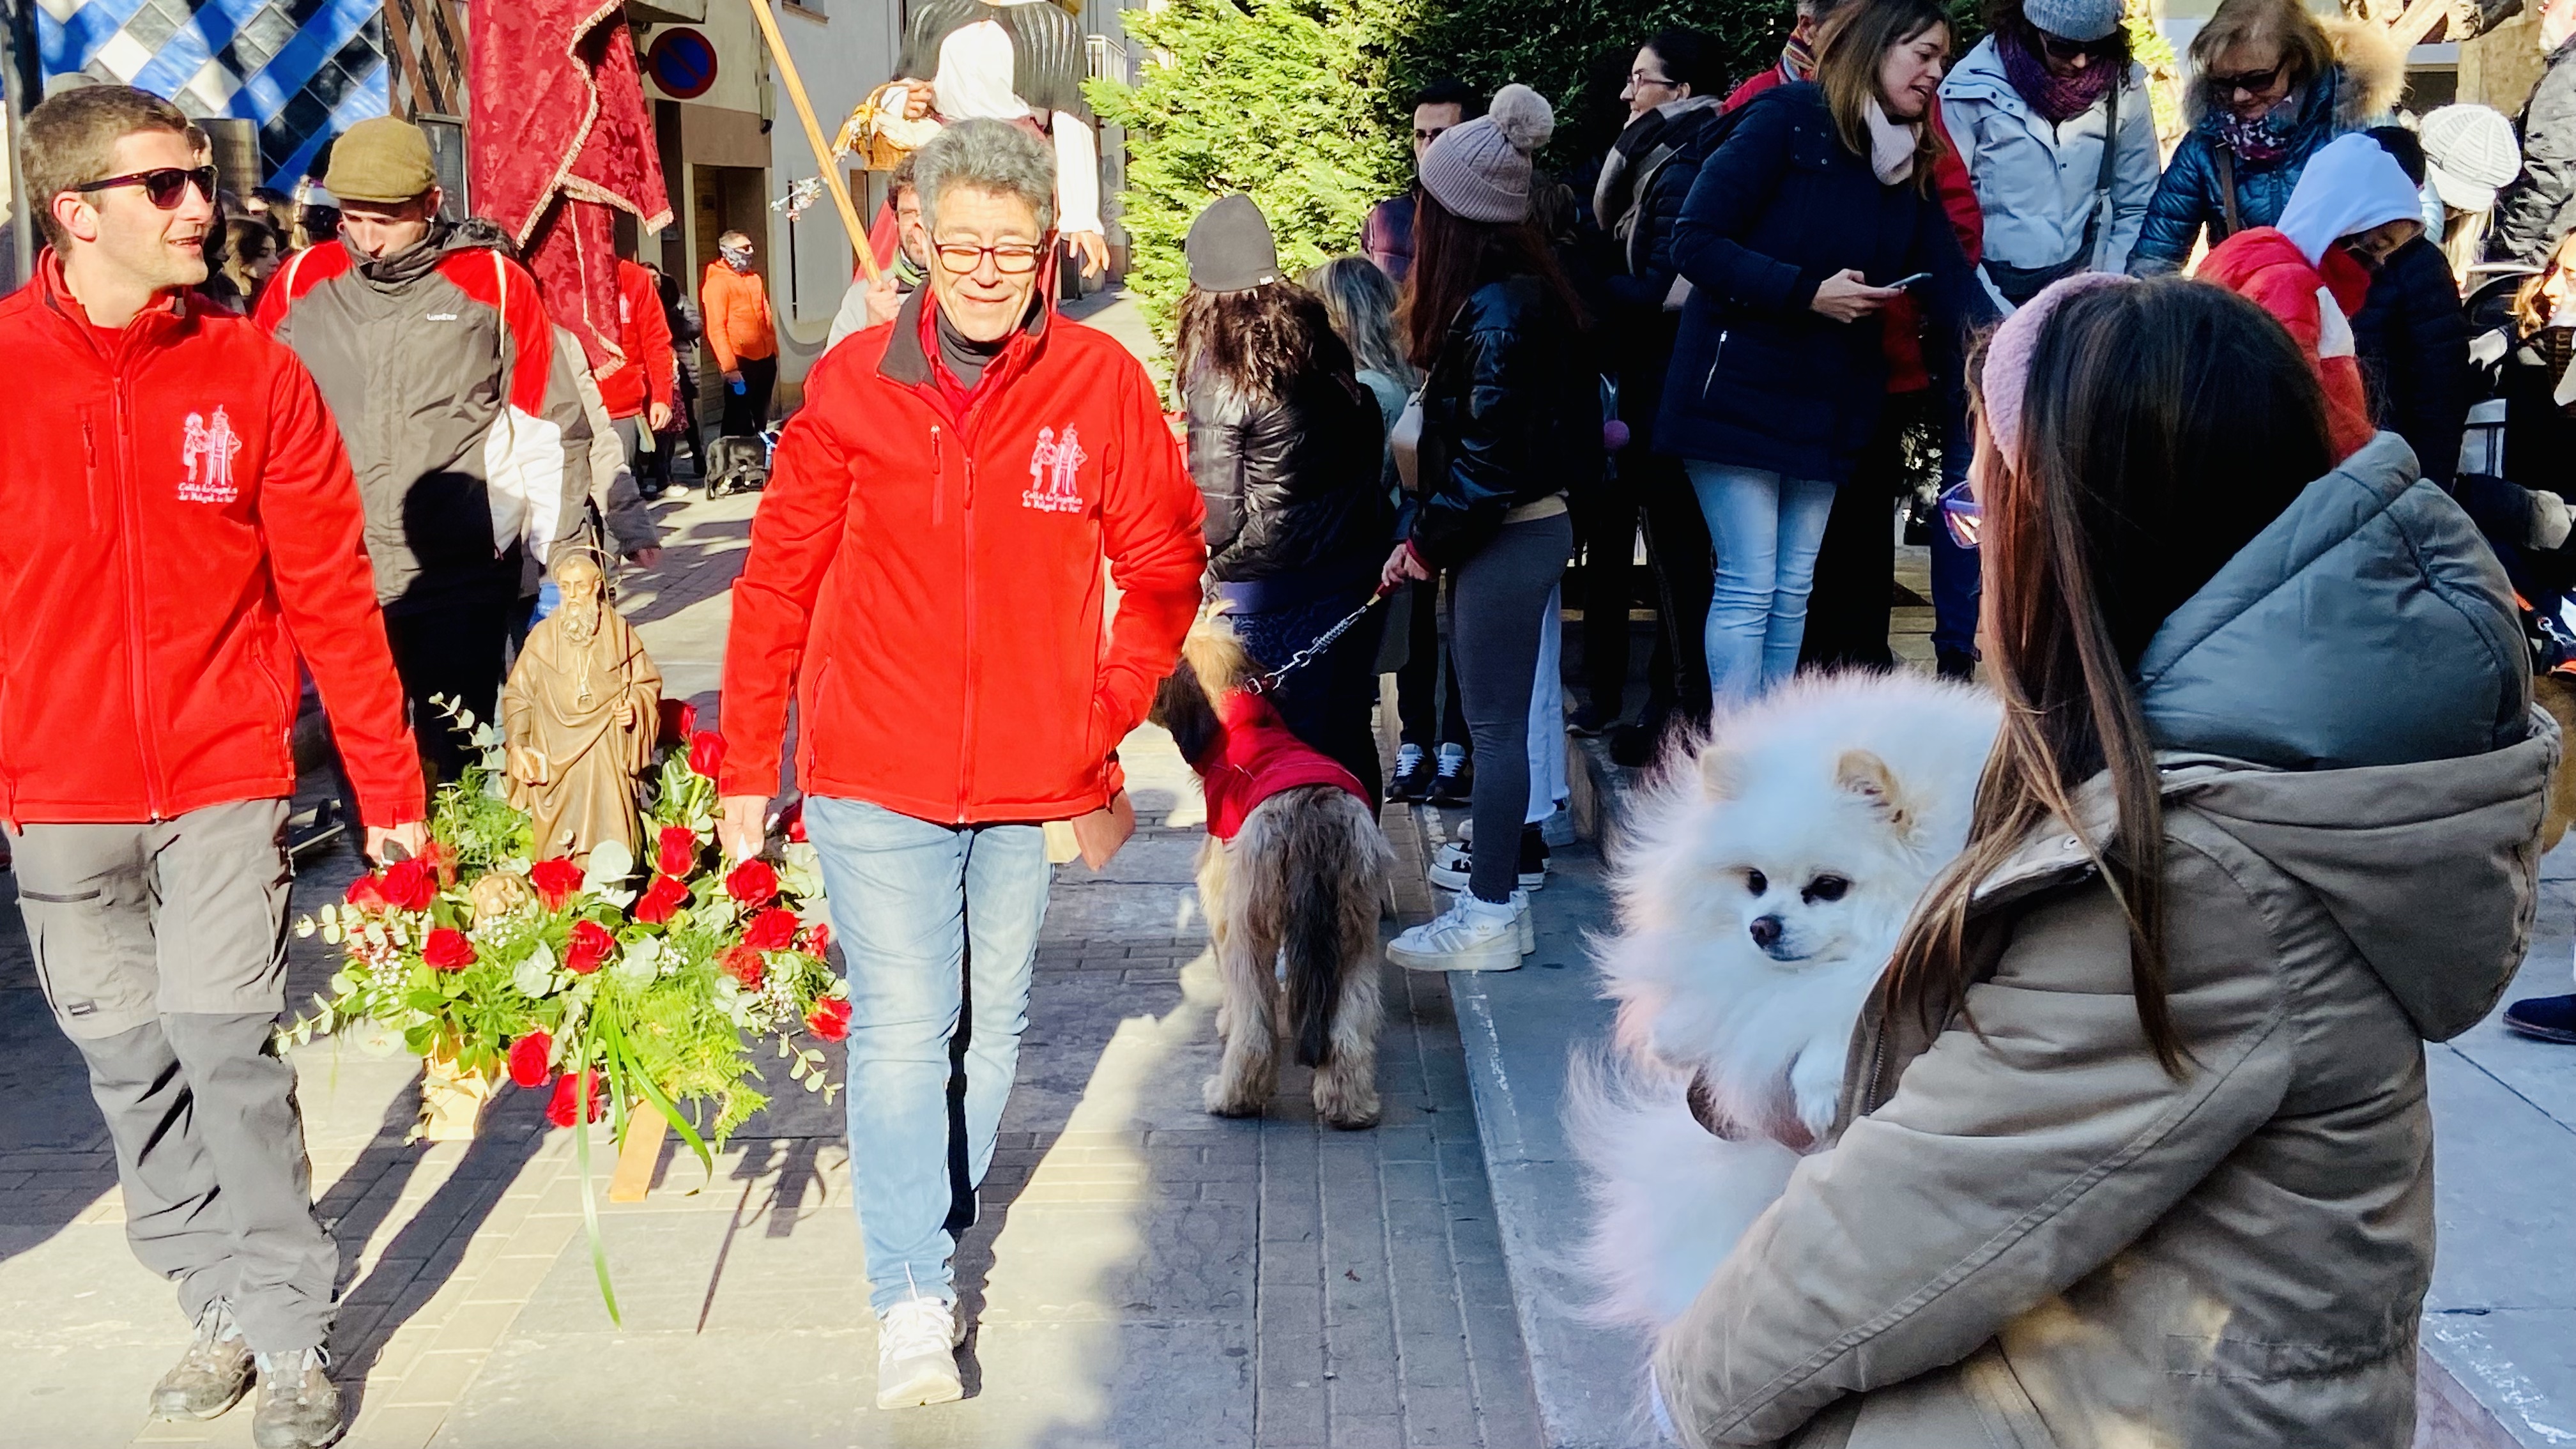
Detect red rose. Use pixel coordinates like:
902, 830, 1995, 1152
658, 698, 697, 747
805, 997, 852, 1042
655, 825, 698, 880
724, 858, 779, 909
688, 730, 727, 779
799, 922, 833, 958
778, 799, 807, 844
742, 907, 801, 950
530, 857, 586, 911
507, 1031, 554, 1089
546, 1070, 604, 1127
423, 927, 476, 972
420, 839, 460, 887
381, 857, 437, 912
633, 874, 688, 924
564, 919, 615, 974
345, 873, 391, 914
718, 944, 766, 992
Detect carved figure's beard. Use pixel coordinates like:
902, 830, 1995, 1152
560, 600, 601, 646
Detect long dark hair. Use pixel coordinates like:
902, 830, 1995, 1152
1174, 280, 1360, 407
1399, 189, 1588, 371
1813, 0, 1951, 197
1884, 279, 2333, 1073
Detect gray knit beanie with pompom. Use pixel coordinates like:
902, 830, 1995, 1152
1418, 83, 1554, 224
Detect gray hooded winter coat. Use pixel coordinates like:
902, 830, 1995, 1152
1655, 433, 2553, 1448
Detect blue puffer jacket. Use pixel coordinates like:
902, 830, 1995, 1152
2129, 61, 2382, 275
1656, 83, 1985, 483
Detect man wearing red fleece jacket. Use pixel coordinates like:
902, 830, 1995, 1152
714, 121, 1203, 1411
1, 86, 424, 1448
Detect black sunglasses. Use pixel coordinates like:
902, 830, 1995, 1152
2206, 59, 2288, 96
2031, 26, 2117, 63
75, 165, 219, 210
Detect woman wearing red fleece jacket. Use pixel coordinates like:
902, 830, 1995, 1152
2198, 132, 2427, 463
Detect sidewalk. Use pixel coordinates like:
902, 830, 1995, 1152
0, 295, 1540, 1449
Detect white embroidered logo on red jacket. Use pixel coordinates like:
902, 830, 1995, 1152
178, 406, 243, 503
1023, 425, 1087, 514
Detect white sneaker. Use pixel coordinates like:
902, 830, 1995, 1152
1388, 893, 1522, 972
1425, 845, 1547, 894
1514, 890, 1535, 955
875, 1294, 963, 1409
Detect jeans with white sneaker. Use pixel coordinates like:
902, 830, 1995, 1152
804, 796, 1051, 1316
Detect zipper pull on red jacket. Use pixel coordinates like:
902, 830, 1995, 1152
931, 425, 946, 526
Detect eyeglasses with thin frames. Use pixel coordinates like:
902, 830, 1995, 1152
1627, 69, 1678, 89
932, 238, 1049, 276
75, 165, 219, 210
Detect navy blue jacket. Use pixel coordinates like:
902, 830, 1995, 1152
1655, 83, 1983, 483
2352, 236, 2469, 486
2129, 66, 2363, 275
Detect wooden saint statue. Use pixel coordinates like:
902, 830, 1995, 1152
504, 551, 663, 865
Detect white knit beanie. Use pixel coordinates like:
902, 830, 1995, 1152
1418, 84, 1555, 224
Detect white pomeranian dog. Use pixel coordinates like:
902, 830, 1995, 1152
1573, 671, 1999, 1333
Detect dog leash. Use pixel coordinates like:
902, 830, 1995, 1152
1241, 586, 1391, 698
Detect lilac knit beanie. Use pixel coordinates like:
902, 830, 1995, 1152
1419, 84, 1554, 224
1981, 271, 2137, 463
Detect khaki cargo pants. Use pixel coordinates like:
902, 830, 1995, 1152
10, 799, 335, 1353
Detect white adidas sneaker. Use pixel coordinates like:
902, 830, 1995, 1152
1388, 893, 1522, 972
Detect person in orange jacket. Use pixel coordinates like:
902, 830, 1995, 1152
2198, 132, 2425, 463
702, 229, 778, 436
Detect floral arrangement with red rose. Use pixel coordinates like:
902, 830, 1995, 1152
286, 698, 848, 1154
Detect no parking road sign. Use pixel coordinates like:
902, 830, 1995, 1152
647, 29, 719, 101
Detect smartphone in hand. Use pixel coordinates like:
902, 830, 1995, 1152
1887, 272, 1934, 290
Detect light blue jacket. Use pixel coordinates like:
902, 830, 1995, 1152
1938, 38, 2159, 298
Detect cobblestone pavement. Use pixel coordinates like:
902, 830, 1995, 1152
0, 303, 1545, 1448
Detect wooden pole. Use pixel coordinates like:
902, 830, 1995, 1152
742, 0, 882, 283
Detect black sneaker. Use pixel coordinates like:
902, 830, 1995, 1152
1388, 744, 1432, 802
2504, 994, 2576, 1043
1607, 721, 1662, 770
1427, 749, 1473, 807
1936, 647, 1977, 682
152, 1300, 252, 1421
1568, 703, 1617, 737
250, 1348, 342, 1449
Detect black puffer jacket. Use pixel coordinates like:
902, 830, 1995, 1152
1408, 273, 1600, 567
2352, 234, 2471, 485
1188, 365, 1390, 602
1596, 100, 1726, 447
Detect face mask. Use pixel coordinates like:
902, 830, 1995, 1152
720, 245, 753, 271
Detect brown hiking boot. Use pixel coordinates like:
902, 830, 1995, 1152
150, 1300, 252, 1420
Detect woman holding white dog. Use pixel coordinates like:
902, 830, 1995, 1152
1380, 84, 1602, 971
1653, 273, 2550, 1446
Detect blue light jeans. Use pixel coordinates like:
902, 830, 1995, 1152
802, 795, 1052, 1315
1686, 461, 1839, 707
